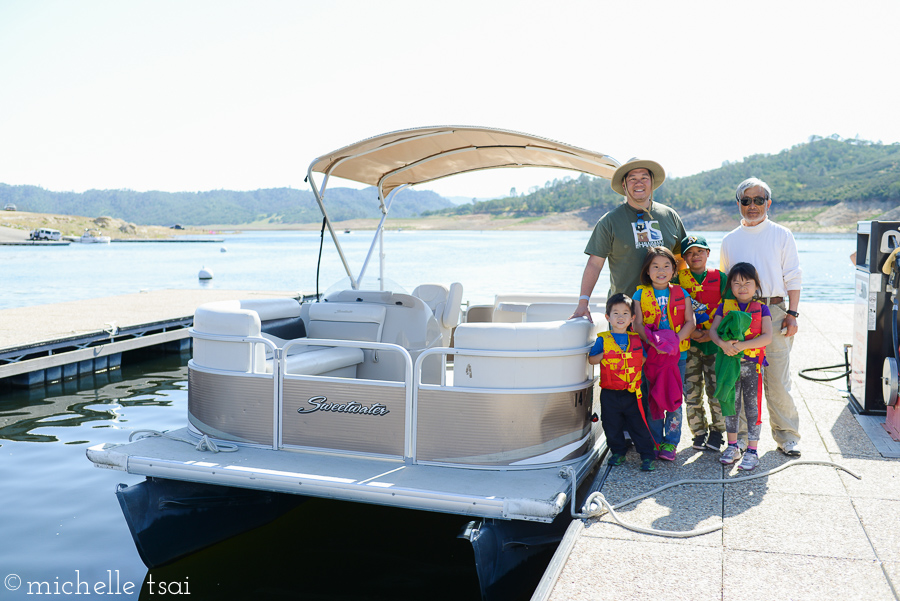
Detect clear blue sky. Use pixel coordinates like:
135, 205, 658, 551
2, 0, 898, 199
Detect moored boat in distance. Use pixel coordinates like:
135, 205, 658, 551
86, 126, 620, 599
80, 228, 111, 243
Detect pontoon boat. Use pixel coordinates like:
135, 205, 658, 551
86, 126, 619, 599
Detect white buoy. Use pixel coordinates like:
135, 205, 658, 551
198, 266, 214, 280
220, 246, 227, 252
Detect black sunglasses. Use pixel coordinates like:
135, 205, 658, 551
739, 196, 767, 206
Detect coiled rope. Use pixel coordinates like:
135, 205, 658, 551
129, 429, 239, 453
570, 460, 861, 538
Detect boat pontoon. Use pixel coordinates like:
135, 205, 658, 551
87, 126, 620, 599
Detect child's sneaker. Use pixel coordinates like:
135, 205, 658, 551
640, 458, 656, 472
720, 443, 742, 465
608, 453, 626, 466
705, 430, 724, 451
692, 432, 708, 450
738, 449, 759, 471
657, 443, 677, 461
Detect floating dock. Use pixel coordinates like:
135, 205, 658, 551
0, 289, 310, 388
534, 303, 900, 601
0, 240, 71, 246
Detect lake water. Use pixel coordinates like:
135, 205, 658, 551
0, 230, 856, 311
0, 230, 855, 600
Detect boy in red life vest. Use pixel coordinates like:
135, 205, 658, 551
708, 262, 773, 471
588, 294, 657, 472
678, 235, 728, 452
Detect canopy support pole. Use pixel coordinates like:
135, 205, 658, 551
307, 162, 358, 289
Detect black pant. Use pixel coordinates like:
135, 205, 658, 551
600, 388, 656, 460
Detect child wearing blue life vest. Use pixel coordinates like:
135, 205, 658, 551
588, 293, 656, 472
708, 262, 773, 471
632, 246, 695, 462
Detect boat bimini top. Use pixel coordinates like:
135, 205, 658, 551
306, 126, 620, 289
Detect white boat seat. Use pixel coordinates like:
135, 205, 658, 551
524, 302, 606, 323
307, 303, 386, 342
412, 283, 463, 346
193, 298, 307, 373
192, 300, 266, 373
453, 319, 592, 389
240, 298, 302, 321
492, 293, 594, 323
282, 346, 364, 376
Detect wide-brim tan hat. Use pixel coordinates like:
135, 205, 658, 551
610, 158, 666, 196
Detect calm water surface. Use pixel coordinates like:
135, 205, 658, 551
0, 230, 855, 599
0, 230, 856, 310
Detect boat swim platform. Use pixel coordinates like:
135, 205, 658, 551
535, 302, 900, 601
89, 427, 598, 523
0, 289, 311, 388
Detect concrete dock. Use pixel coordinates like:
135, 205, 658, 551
0, 289, 305, 384
539, 302, 900, 601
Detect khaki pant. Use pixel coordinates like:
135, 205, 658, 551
738, 302, 801, 446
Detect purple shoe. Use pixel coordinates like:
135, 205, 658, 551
657, 443, 677, 461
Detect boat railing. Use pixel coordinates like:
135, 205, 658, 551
188, 328, 277, 374
188, 328, 596, 468
188, 328, 281, 447
412, 344, 596, 469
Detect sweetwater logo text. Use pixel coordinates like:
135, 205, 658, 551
297, 396, 390, 416
4, 570, 190, 595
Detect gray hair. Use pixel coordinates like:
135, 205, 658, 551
735, 177, 772, 202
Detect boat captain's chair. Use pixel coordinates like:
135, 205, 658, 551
412, 283, 463, 346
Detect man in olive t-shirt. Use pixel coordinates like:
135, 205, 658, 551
572, 158, 686, 323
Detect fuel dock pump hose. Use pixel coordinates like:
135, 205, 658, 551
798, 346, 852, 382
565, 460, 861, 538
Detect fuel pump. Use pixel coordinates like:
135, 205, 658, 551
850, 221, 900, 414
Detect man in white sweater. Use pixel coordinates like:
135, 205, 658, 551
720, 177, 803, 456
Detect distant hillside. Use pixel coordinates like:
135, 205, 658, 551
4, 136, 899, 228
426, 136, 900, 217
0, 185, 454, 226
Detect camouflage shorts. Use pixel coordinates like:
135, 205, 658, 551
683, 345, 725, 436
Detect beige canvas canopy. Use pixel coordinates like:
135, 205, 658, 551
308, 126, 619, 199
306, 126, 619, 289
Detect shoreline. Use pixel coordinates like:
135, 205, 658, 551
201, 211, 858, 234
2, 209, 861, 238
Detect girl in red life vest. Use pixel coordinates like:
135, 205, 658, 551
632, 247, 695, 462
708, 262, 773, 471
588, 293, 657, 472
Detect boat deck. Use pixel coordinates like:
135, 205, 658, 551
538, 302, 900, 601
89, 424, 603, 523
